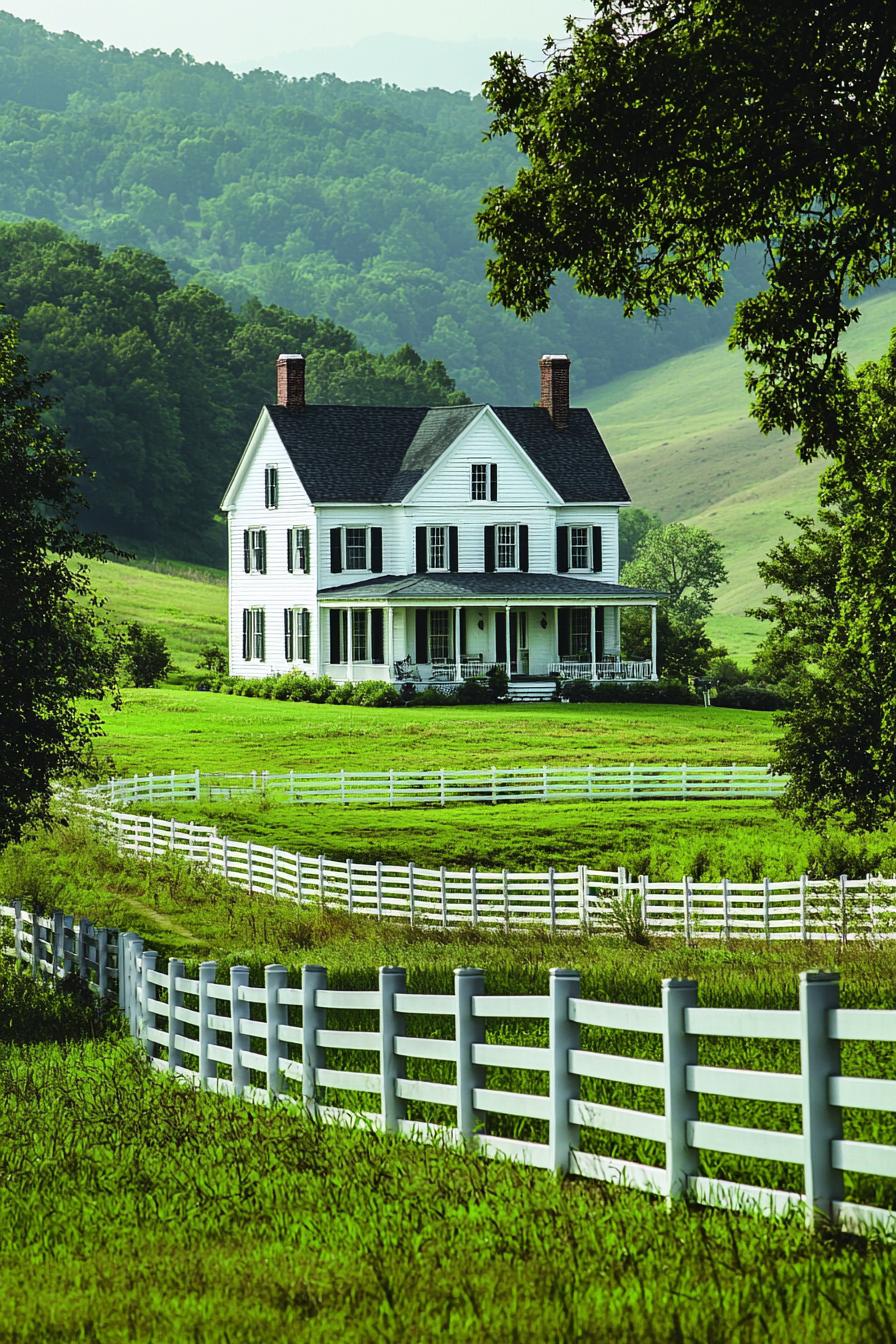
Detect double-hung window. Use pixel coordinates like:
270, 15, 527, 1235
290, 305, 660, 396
242, 608, 265, 661
428, 525, 447, 571
284, 608, 311, 662
288, 526, 310, 574
429, 610, 450, 661
243, 528, 267, 573
352, 609, 369, 662
496, 524, 517, 570
264, 466, 279, 509
570, 610, 590, 657
471, 462, 498, 501
345, 527, 368, 570
570, 526, 590, 570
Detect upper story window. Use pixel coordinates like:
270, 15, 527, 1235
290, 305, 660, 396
287, 526, 311, 574
471, 463, 498, 501
428, 526, 446, 571
264, 466, 279, 509
243, 528, 267, 574
570, 526, 590, 570
329, 525, 384, 575
496, 524, 517, 570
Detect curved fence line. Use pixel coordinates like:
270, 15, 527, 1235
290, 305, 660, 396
4, 900, 895, 1237
78, 763, 787, 809
72, 788, 896, 941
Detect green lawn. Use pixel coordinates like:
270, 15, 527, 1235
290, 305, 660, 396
93, 688, 778, 776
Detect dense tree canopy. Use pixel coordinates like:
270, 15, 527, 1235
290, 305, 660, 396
0, 220, 465, 559
0, 317, 119, 848
479, 1, 896, 461
0, 10, 768, 405
621, 522, 727, 679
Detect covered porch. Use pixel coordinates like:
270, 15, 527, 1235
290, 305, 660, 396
319, 573, 663, 686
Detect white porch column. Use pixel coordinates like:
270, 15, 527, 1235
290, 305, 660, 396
590, 606, 597, 683
554, 607, 559, 668
650, 604, 659, 680
387, 606, 395, 676
347, 607, 354, 681
454, 606, 462, 684
504, 604, 512, 678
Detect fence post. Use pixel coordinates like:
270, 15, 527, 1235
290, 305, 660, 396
577, 865, 590, 933
639, 874, 649, 934
839, 874, 848, 944
167, 956, 184, 1073
271, 846, 279, 899
681, 762, 687, 800
682, 877, 692, 943
229, 965, 250, 1096
543, 764, 549, 801
548, 968, 580, 1174
97, 927, 109, 998
141, 948, 157, 1057
440, 866, 448, 928
799, 970, 843, 1228
630, 761, 636, 800
346, 857, 354, 916
408, 862, 415, 927
297, 854, 304, 905
301, 964, 327, 1119
247, 841, 254, 892
30, 909, 41, 978
763, 877, 772, 944
662, 977, 699, 1202
12, 900, 22, 964
117, 931, 130, 1012
470, 868, 478, 928
439, 768, 446, 806
376, 861, 384, 919
265, 964, 288, 1098
195, 767, 201, 800
389, 769, 395, 806
198, 960, 218, 1089
318, 854, 326, 911
169, 816, 177, 852
379, 965, 407, 1132
548, 867, 557, 934
78, 916, 90, 982
722, 877, 731, 942
51, 910, 63, 978
289, 769, 296, 802
340, 769, 346, 806
62, 914, 73, 976
222, 834, 229, 883
455, 966, 486, 1146
148, 771, 155, 802
502, 869, 510, 934
127, 937, 143, 1039
491, 765, 498, 805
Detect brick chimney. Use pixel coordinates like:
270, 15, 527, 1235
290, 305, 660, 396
276, 353, 305, 408
540, 354, 571, 430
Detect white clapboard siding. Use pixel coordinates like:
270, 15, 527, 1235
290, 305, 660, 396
7, 908, 896, 1239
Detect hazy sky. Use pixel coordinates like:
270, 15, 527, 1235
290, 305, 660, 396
4, 2, 582, 88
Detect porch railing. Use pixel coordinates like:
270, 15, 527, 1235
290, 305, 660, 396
549, 659, 654, 681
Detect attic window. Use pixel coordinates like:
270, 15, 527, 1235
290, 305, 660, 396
264, 465, 279, 509
471, 463, 498, 501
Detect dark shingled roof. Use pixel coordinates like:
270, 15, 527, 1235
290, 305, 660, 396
265, 403, 630, 503
320, 573, 663, 602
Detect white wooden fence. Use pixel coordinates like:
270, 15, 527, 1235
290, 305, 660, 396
3, 900, 895, 1236
78, 763, 786, 809
73, 794, 896, 941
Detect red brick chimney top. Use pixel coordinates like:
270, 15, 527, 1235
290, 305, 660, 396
277, 353, 305, 408
540, 354, 571, 430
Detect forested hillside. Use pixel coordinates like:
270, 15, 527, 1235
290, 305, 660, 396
0, 220, 464, 558
0, 11, 766, 403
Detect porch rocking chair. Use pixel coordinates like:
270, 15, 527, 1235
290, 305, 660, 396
393, 655, 422, 682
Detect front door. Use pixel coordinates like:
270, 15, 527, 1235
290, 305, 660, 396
495, 611, 524, 674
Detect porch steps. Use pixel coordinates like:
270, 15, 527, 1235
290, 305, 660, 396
505, 680, 557, 703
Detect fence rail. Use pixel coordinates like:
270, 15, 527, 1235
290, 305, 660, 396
78, 763, 787, 809
4, 901, 895, 1237
71, 792, 896, 941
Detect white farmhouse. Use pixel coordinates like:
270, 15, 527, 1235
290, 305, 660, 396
221, 353, 662, 696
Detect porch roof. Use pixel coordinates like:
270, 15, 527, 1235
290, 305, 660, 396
319, 572, 664, 605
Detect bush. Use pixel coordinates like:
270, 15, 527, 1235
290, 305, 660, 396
456, 678, 494, 705
714, 683, 791, 711
350, 680, 401, 707
563, 678, 695, 704
121, 622, 172, 687
407, 687, 459, 706
563, 679, 595, 703
196, 644, 227, 675
486, 665, 509, 699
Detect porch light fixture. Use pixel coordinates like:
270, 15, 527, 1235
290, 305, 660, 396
476, 614, 484, 630
540, 612, 548, 629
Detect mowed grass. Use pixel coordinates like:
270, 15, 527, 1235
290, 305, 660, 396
83, 556, 227, 675
92, 687, 778, 776
5, 976, 896, 1344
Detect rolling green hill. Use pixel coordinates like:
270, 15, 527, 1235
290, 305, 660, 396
587, 288, 896, 658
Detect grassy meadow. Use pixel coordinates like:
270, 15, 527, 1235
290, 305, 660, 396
4, 967, 896, 1344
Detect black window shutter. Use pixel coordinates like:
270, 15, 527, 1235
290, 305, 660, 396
242, 609, 251, 659
370, 527, 383, 573
484, 525, 496, 573
371, 609, 385, 663
518, 525, 529, 572
243, 530, 250, 573
286, 530, 294, 573
595, 606, 605, 658
415, 526, 428, 572
303, 528, 311, 574
449, 526, 459, 572
259, 530, 267, 574
592, 526, 603, 573
284, 609, 293, 660
495, 611, 507, 663
258, 609, 265, 661
556, 526, 569, 573
415, 609, 429, 663
329, 609, 342, 663
558, 608, 571, 657
330, 528, 343, 574
489, 463, 498, 501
